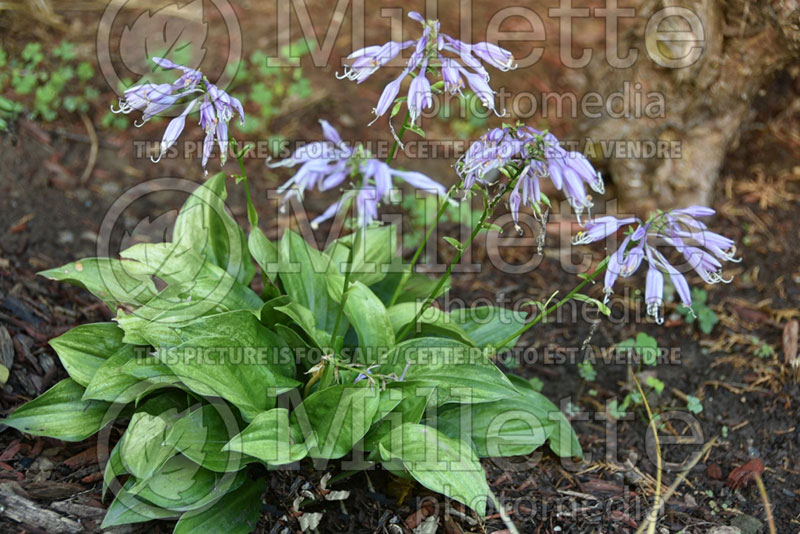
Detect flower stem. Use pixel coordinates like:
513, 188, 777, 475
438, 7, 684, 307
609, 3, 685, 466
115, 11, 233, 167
323, 111, 411, 383
396, 169, 524, 342
385, 110, 410, 166
388, 184, 457, 307
233, 139, 258, 228
330, 227, 360, 347
385, 107, 449, 308
494, 258, 609, 350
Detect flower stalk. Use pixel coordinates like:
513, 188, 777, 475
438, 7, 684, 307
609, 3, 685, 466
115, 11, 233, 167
388, 183, 458, 307
233, 139, 258, 228
495, 257, 610, 351
396, 167, 525, 342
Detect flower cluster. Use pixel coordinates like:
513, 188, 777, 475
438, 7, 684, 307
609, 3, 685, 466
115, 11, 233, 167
340, 11, 516, 125
268, 120, 446, 228
573, 207, 738, 323
457, 125, 604, 226
111, 57, 244, 169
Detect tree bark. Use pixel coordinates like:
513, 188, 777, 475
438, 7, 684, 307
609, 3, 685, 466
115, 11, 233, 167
576, 0, 800, 213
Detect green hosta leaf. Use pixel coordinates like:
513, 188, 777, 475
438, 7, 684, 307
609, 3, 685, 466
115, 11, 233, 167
154, 335, 277, 421
274, 323, 316, 370
114, 288, 222, 346
121, 242, 210, 284
364, 382, 433, 451
435, 400, 554, 457
137, 386, 195, 408
167, 403, 245, 473
121, 310, 295, 379
248, 226, 278, 282
274, 375, 302, 395
83, 345, 148, 403
49, 322, 125, 386
120, 411, 182, 481
173, 478, 265, 534
507, 375, 582, 458
292, 384, 381, 459
103, 389, 202, 497
376, 423, 488, 516
325, 226, 396, 286
101, 479, 178, 528
3, 379, 113, 441
370, 268, 449, 306
39, 258, 157, 309
172, 172, 255, 286
279, 230, 341, 334
448, 306, 527, 350
115, 303, 208, 346
112, 275, 262, 347
120, 356, 182, 393
274, 301, 330, 348
224, 408, 307, 466
369, 385, 408, 427
378, 338, 518, 404
173, 311, 295, 379
259, 295, 291, 327
103, 441, 125, 499
129, 455, 242, 512
328, 275, 395, 361
387, 302, 473, 346
120, 242, 262, 312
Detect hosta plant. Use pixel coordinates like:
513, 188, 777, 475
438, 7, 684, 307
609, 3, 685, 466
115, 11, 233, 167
4, 173, 580, 530
3, 9, 738, 533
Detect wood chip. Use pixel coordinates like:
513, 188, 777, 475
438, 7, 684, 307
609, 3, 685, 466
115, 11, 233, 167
51, 500, 105, 519
0, 326, 13, 370
22, 481, 85, 501
706, 463, 723, 480
0, 482, 82, 533
62, 445, 103, 470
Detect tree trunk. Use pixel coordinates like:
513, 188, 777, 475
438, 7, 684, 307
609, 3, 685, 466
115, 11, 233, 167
576, 0, 800, 213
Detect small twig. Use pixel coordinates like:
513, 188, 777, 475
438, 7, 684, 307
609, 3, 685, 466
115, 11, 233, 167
754, 473, 776, 534
670, 387, 689, 403
487, 487, 519, 534
78, 112, 98, 185
45, 127, 120, 149
739, 0, 750, 38
632, 373, 660, 534
635, 436, 718, 534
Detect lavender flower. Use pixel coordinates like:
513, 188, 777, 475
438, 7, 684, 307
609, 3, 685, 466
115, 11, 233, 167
456, 125, 604, 227
111, 57, 244, 169
574, 208, 738, 324
340, 11, 516, 125
268, 121, 446, 228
